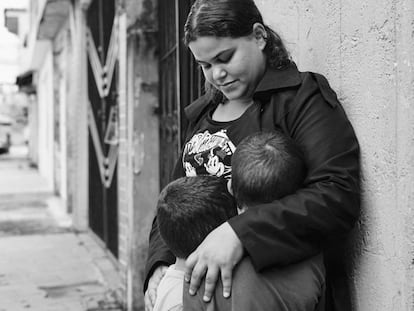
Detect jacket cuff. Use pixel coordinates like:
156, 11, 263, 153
227, 216, 267, 271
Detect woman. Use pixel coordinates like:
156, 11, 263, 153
145, 1, 360, 310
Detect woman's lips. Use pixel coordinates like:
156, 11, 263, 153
219, 80, 237, 90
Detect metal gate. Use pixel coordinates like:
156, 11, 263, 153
159, 0, 204, 188
86, 0, 119, 257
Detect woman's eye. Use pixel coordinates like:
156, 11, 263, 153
218, 52, 233, 63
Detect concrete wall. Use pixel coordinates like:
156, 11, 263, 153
119, 0, 159, 309
256, 0, 414, 310
52, 20, 71, 204
69, 0, 89, 230
36, 42, 54, 190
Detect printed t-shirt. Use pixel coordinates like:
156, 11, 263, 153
182, 102, 262, 178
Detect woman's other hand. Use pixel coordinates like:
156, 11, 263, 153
144, 265, 168, 311
185, 222, 244, 302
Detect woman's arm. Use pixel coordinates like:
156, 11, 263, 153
184, 73, 360, 300
229, 73, 360, 269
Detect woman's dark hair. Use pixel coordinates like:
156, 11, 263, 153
184, 0, 291, 103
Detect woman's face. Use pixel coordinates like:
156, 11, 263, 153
188, 26, 267, 102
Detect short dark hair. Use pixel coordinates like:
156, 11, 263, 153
157, 176, 237, 259
231, 131, 306, 207
184, 0, 291, 104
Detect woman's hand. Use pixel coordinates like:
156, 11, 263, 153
184, 222, 244, 302
144, 265, 168, 311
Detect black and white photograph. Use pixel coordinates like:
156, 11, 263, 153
0, 0, 412, 310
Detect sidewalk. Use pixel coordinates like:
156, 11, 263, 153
0, 233, 123, 311
0, 145, 51, 196
0, 146, 124, 311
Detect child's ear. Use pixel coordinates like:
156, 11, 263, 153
227, 179, 233, 196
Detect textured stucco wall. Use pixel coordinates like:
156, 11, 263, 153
256, 0, 414, 310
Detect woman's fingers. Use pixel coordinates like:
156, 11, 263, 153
202, 265, 219, 302
220, 265, 233, 298
188, 261, 207, 296
184, 250, 197, 283
186, 261, 232, 302
185, 223, 243, 300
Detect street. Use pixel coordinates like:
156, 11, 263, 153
0, 146, 124, 311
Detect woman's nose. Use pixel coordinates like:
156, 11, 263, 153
212, 66, 226, 82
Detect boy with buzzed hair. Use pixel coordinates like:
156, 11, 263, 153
157, 176, 237, 264
231, 130, 306, 210
154, 131, 325, 311
153, 176, 236, 311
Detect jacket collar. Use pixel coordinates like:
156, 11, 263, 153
184, 95, 210, 122
185, 62, 302, 121
255, 62, 302, 93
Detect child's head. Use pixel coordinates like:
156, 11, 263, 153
231, 131, 306, 208
157, 175, 237, 259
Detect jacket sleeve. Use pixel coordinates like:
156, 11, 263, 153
228, 74, 360, 270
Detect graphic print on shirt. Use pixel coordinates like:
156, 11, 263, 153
183, 129, 236, 178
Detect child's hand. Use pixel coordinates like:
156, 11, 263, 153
184, 222, 243, 302
145, 265, 168, 311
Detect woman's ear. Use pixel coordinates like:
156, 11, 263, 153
252, 22, 267, 50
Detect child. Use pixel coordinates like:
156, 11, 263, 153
153, 176, 236, 311
154, 132, 325, 311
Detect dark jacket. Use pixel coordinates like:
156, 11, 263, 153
145, 64, 360, 311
